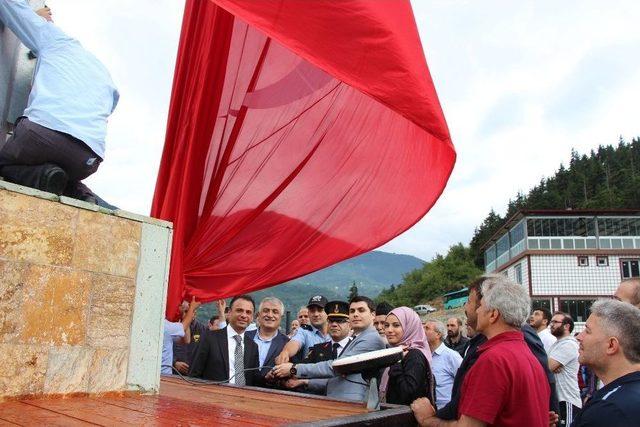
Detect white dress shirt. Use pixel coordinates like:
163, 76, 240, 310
226, 325, 245, 384
333, 336, 352, 357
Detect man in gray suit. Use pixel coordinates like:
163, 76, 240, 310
271, 296, 385, 402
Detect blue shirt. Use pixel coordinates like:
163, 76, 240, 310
432, 342, 463, 409
0, 0, 119, 159
253, 329, 277, 368
291, 326, 330, 357
161, 319, 184, 375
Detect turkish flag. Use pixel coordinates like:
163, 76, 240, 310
152, 0, 455, 319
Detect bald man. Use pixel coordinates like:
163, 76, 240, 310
614, 279, 640, 308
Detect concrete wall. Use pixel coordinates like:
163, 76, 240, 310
0, 180, 172, 400
1, 0, 43, 141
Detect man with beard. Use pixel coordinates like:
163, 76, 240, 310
411, 275, 549, 426
529, 307, 556, 352
547, 312, 581, 426
445, 317, 469, 357
275, 296, 330, 363
572, 299, 640, 426
411, 275, 559, 425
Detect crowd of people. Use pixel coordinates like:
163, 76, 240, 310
162, 276, 640, 426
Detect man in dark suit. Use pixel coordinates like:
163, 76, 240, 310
190, 295, 260, 385
245, 297, 290, 386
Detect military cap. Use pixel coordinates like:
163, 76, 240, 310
324, 300, 349, 318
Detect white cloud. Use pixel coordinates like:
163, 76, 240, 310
382, 0, 640, 260
39, 1, 640, 262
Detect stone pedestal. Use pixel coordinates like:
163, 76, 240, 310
0, 181, 172, 400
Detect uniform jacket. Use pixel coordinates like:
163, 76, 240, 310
296, 326, 385, 402
189, 326, 260, 385
304, 340, 340, 364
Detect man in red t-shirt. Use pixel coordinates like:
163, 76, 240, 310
412, 274, 550, 427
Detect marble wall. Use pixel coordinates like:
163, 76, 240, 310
0, 182, 172, 400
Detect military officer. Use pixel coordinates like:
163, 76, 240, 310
304, 301, 352, 363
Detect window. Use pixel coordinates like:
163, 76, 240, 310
598, 217, 640, 237
560, 299, 595, 322
531, 299, 551, 311
596, 256, 609, 267
621, 259, 640, 279
510, 221, 526, 245
514, 263, 523, 284
577, 256, 589, 267
527, 217, 596, 237
496, 234, 510, 257
485, 244, 496, 263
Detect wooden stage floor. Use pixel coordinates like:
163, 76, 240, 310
0, 376, 415, 426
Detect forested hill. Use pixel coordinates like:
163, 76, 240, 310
197, 250, 424, 321
377, 137, 640, 307
469, 138, 640, 266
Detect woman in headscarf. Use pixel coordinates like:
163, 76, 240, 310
379, 306, 436, 406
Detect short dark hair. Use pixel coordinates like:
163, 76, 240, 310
349, 295, 375, 312
209, 315, 219, 323
375, 301, 394, 316
230, 294, 255, 311
468, 277, 485, 300
534, 307, 553, 325
554, 311, 575, 333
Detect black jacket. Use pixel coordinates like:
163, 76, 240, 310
173, 319, 208, 366
385, 349, 436, 406
303, 340, 340, 364
436, 324, 559, 420
189, 327, 260, 385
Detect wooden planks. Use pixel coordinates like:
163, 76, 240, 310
0, 377, 370, 426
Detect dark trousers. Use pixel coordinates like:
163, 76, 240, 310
558, 400, 580, 426
0, 118, 101, 199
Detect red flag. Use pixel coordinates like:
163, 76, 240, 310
152, 0, 455, 319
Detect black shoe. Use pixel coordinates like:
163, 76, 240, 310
39, 164, 68, 195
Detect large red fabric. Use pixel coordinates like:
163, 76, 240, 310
152, 0, 456, 319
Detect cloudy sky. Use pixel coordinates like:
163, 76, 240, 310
45, 0, 640, 262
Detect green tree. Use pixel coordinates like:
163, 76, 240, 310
348, 281, 359, 301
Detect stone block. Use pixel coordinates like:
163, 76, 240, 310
0, 190, 76, 266
18, 265, 92, 346
43, 346, 94, 395
87, 349, 129, 394
0, 344, 48, 398
0, 260, 26, 343
73, 211, 142, 278
86, 275, 136, 348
